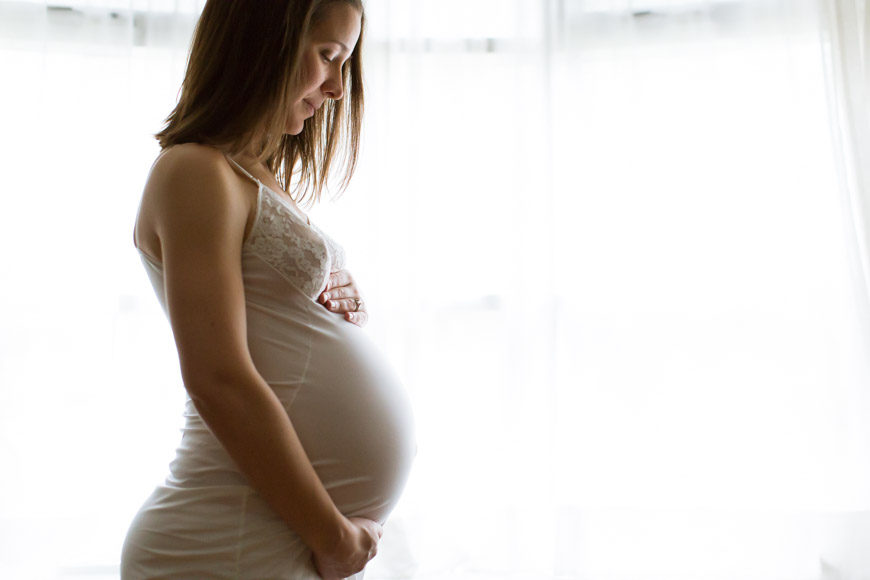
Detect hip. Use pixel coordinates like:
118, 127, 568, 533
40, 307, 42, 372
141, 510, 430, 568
120, 483, 319, 580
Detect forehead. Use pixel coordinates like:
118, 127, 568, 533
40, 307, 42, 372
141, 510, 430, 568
307, 3, 361, 48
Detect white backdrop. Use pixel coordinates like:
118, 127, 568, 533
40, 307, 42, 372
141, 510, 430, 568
2, 0, 870, 579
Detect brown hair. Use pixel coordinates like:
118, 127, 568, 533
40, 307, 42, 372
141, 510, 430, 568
154, 0, 365, 208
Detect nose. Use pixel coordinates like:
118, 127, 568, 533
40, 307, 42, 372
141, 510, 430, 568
322, 66, 345, 101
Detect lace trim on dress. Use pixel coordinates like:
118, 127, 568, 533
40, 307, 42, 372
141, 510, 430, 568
313, 222, 347, 272
244, 185, 346, 299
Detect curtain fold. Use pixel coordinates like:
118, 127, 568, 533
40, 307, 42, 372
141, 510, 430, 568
814, 3, 870, 578
822, 0, 870, 317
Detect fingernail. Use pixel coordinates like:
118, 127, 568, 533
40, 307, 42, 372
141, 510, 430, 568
323, 293, 330, 301
348, 313, 355, 321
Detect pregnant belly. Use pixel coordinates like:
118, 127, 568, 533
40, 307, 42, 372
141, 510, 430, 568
248, 302, 418, 526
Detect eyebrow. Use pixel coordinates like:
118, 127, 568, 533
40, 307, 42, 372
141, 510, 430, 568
333, 41, 350, 53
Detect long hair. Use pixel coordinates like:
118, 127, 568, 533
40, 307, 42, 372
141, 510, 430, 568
154, 0, 365, 208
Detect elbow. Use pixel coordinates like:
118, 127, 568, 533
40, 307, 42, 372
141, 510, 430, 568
180, 364, 257, 407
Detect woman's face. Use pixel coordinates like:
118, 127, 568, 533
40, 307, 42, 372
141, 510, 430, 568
285, 3, 361, 135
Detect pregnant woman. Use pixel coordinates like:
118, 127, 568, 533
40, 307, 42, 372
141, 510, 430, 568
121, 1, 417, 579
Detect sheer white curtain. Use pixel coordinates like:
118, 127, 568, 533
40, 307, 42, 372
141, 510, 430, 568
2, 0, 869, 579
814, 2, 870, 577
823, 0, 870, 316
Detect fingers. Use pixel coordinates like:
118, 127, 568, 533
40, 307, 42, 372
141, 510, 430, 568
321, 295, 367, 327
324, 300, 369, 326
317, 269, 367, 326
321, 297, 368, 327
345, 310, 367, 327
324, 297, 365, 313
323, 297, 355, 311
322, 269, 353, 295
363, 519, 384, 538
318, 283, 356, 307
354, 517, 383, 540
319, 285, 357, 304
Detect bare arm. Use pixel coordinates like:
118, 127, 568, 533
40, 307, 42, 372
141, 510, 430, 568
147, 144, 351, 555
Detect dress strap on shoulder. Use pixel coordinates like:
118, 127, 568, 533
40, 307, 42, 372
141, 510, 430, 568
225, 155, 260, 185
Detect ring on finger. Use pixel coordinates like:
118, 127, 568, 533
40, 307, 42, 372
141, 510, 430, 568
353, 298, 363, 312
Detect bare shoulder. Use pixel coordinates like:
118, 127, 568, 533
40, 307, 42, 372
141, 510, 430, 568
153, 141, 227, 169
136, 143, 249, 258
145, 143, 237, 208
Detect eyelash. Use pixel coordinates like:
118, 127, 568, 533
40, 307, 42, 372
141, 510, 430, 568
321, 54, 335, 63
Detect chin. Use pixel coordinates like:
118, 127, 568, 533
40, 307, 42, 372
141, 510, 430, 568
283, 115, 306, 135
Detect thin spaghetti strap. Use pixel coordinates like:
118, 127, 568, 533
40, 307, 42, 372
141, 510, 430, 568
225, 155, 260, 186
224, 153, 311, 226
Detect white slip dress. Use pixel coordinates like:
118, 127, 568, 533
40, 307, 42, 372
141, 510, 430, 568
121, 155, 417, 580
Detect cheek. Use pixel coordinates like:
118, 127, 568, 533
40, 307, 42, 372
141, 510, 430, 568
290, 58, 314, 96
300, 53, 323, 86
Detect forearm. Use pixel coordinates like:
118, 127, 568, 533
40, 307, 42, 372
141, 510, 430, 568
187, 373, 349, 554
